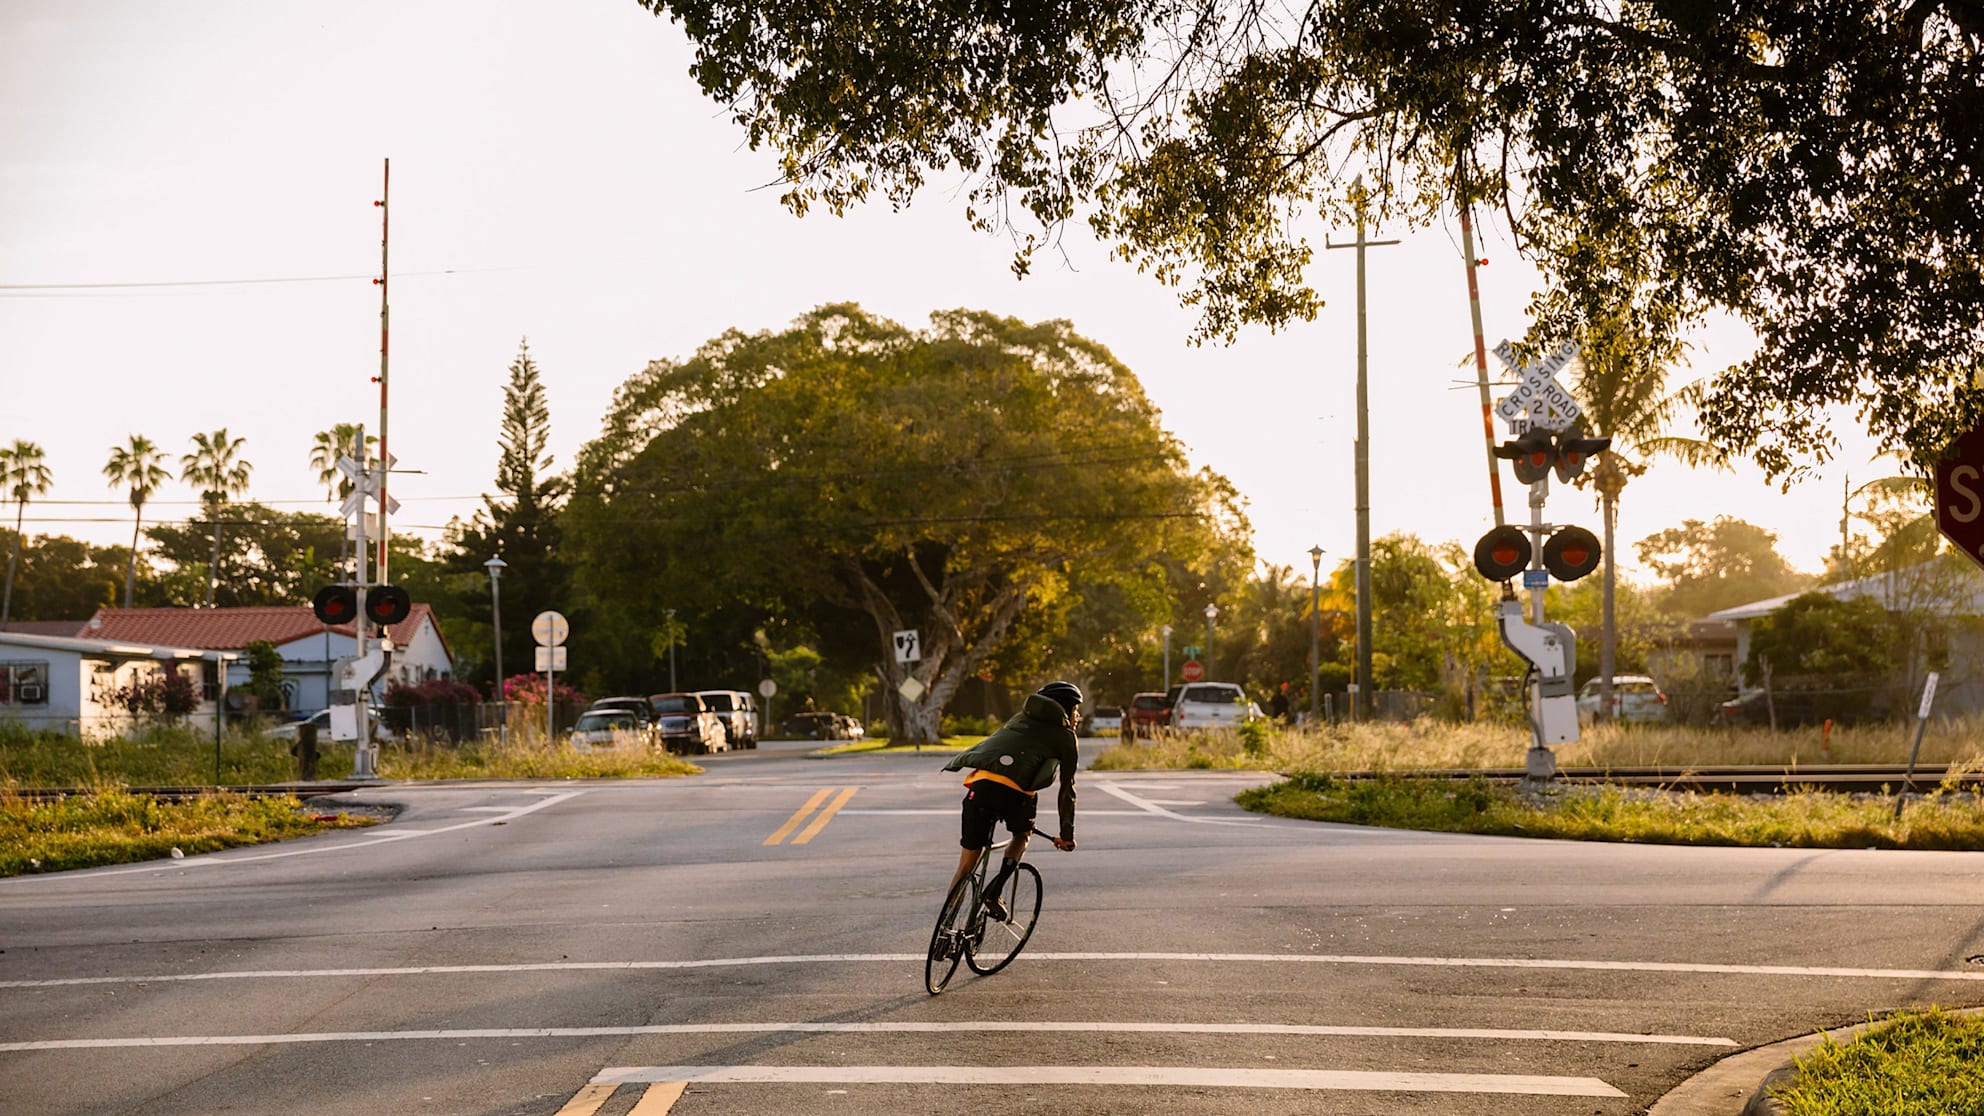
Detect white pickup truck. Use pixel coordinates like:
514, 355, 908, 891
1168, 682, 1262, 730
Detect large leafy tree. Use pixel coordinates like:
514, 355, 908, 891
0, 533, 127, 621
568, 304, 1246, 743
641, 0, 1984, 474
446, 339, 570, 689
102, 435, 172, 609
146, 504, 342, 608
0, 440, 54, 628
1636, 516, 1812, 619
180, 429, 253, 608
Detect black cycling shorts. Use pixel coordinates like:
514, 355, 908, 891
959, 779, 1036, 850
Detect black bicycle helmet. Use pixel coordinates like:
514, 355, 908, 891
1036, 681, 1083, 716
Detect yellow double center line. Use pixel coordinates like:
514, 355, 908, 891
764, 787, 860, 846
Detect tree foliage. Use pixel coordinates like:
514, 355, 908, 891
1636, 516, 1812, 618
567, 304, 1247, 742
641, 0, 1984, 473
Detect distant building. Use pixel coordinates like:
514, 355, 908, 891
76, 605, 455, 714
1705, 559, 1984, 716
0, 629, 235, 736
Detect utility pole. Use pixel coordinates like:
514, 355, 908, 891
373, 157, 393, 582
1327, 178, 1399, 721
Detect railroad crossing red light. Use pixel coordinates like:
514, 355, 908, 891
312, 585, 357, 626
1472, 525, 1533, 582
1496, 428, 1558, 485
1554, 432, 1612, 483
365, 585, 412, 627
1542, 526, 1603, 582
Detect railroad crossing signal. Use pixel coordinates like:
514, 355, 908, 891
1936, 422, 1984, 571
1492, 340, 1581, 433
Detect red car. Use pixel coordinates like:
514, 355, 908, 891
1121, 691, 1172, 739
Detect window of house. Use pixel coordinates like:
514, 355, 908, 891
0, 661, 51, 705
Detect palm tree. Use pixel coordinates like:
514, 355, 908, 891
102, 436, 173, 609
180, 429, 253, 607
308, 424, 376, 581
1567, 313, 1726, 721
0, 440, 54, 628
307, 424, 376, 502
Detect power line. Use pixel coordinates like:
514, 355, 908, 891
0, 267, 518, 294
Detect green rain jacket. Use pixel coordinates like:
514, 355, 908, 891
942, 693, 1080, 842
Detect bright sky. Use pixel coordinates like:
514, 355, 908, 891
3, 0, 1898, 594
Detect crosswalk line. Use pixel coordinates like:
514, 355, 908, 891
591, 1064, 1628, 1098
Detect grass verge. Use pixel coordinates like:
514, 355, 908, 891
1773, 1009, 1984, 1114
1239, 772, 1984, 850
0, 788, 378, 876
0, 723, 701, 788
1094, 716, 1984, 773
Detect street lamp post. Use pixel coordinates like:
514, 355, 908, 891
1160, 624, 1173, 690
1308, 546, 1324, 723
484, 555, 507, 744
1204, 603, 1218, 675
665, 607, 679, 692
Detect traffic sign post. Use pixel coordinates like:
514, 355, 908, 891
1935, 423, 1984, 570
534, 610, 568, 744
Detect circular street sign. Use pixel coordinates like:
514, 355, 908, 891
531, 610, 569, 647
757, 678, 777, 698
1180, 659, 1205, 683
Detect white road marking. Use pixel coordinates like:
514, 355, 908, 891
0, 1019, 1735, 1052
591, 1064, 1626, 1098
1092, 780, 1268, 827
0, 792, 585, 880
12, 950, 1984, 989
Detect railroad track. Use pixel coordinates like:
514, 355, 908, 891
1317, 764, 1984, 795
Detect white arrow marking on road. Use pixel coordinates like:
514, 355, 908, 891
0, 1019, 1735, 1052
593, 1065, 1626, 1098
1092, 780, 1269, 826
13, 950, 1984, 989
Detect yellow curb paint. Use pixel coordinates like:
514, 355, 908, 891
626, 1081, 688, 1114
552, 1081, 617, 1116
763, 788, 835, 846
791, 787, 860, 845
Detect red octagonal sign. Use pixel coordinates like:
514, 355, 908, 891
1936, 423, 1984, 570
1180, 659, 1205, 683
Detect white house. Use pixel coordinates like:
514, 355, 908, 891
1706, 558, 1984, 715
77, 605, 456, 715
0, 630, 236, 736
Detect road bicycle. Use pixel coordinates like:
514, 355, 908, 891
924, 833, 1043, 994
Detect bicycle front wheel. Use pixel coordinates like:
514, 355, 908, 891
965, 862, 1041, 975
924, 875, 976, 994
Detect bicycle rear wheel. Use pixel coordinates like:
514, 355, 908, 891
924, 875, 976, 994
965, 862, 1041, 975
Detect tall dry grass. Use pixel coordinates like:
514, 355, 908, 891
1093, 715, 1984, 773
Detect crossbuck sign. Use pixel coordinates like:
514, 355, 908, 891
1492, 341, 1582, 434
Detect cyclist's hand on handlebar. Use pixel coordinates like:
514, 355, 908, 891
1051, 836, 1075, 851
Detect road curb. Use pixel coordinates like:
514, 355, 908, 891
1648, 1007, 1984, 1115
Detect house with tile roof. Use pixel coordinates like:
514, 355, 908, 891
79, 604, 455, 714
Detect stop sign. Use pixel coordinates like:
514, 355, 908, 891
1180, 659, 1204, 682
1936, 423, 1984, 570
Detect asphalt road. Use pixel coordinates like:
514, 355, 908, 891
6, 739, 1984, 1115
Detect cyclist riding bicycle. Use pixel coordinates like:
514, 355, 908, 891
942, 681, 1080, 919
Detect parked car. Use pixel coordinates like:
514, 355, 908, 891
1168, 682, 1261, 730
1575, 676, 1669, 724
587, 696, 656, 741
266, 706, 396, 743
693, 689, 759, 750
1122, 691, 1172, 738
647, 692, 727, 754
780, 711, 854, 740
1082, 705, 1124, 736
569, 709, 643, 751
